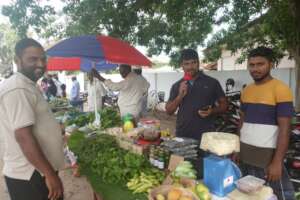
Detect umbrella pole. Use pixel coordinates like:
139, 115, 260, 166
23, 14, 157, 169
92, 62, 101, 127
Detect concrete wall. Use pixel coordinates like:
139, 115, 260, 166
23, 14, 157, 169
143, 68, 296, 102
66, 68, 296, 103
217, 50, 295, 71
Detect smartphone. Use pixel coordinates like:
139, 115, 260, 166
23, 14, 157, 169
201, 105, 211, 111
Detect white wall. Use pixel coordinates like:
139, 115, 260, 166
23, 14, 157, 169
57, 72, 85, 96
142, 68, 296, 102
217, 50, 295, 70
62, 68, 296, 103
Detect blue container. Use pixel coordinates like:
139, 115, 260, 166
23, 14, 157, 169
203, 155, 241, 197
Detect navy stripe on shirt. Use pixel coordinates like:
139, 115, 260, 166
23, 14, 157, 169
242, 102, 293, 125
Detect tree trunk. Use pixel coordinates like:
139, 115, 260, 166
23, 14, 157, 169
295, 56, 300, 112
288, 0, 300, 112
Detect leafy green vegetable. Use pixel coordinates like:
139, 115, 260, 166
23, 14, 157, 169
68, 134, 165, 187
100, 107, 122, 129
64, 107, 121, 129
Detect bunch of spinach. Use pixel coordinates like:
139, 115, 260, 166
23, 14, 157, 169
68, 133, 158, 185
100, 107, 122, 129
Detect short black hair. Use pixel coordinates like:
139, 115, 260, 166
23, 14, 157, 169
179, 49, 199, 63
226, 78, 235, 86
133, 68, 142, 75
15, 38, 43, 58
61, 84, 66, 90
119, 64, 132, 72
248, 46, 278, 65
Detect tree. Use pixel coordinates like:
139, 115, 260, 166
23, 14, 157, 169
1, 0, 56, 38
0, 23, 19, 75
63, 0, 300, 109
204, 0, 300, 111
61, 0, 229, 63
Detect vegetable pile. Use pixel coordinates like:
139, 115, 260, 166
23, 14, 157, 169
68, 133, 165, 186
64, 107, 122, 129
127, 172, 162, 194
172, 161, 197, 179
100, 107, 122, 129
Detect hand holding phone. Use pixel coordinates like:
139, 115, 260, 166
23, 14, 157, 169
198, 105, 212, 118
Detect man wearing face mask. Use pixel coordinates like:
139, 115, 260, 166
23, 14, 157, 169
166, 49, 227, 141
91, 64, 150, 119
0, 38, 64, 200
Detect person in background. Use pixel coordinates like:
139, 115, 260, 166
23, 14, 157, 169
46, 74, 57, 100
133, 68, 150, 117
40, 77, 48, 99
238, 46, 295, 200
87, 71, 107, 112
53, 74, 63, 97
225, 78, 235, 94
165, 49, 227, 141
0, 38, 64, 200
91, 64, 150, 119
60, 84, 66, 98
69, 76, 82, 110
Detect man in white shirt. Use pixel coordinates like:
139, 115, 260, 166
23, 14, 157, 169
53, 74, 63, 97
87, 72, 107, 112
0, 38, 64, 200
91, 64, 150, 119
133, 68, 150, 117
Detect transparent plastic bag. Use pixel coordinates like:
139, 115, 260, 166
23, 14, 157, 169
235, 175, 265, 193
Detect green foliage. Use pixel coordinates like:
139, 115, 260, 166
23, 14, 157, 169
61, 0, 228, 63
205, 0, 300, 64
100, 107, 122, 129
2, 0, 299, 67
0, 23, 19, 74
67, 131, 85, 154
83, 167, 147, 200
64, 107, 121, 128
65, 112, 94, 127
1, 0, 56, 38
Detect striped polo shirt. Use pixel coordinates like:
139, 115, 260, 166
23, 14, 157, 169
240, 78, 293, 167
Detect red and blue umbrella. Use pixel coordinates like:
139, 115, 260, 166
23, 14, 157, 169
46, 35, 152, 71
47, 57, 117, 72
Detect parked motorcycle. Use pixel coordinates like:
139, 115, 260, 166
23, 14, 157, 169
103, 90, 118, 108
285, 112, 300, 191
215, 91, 241, 133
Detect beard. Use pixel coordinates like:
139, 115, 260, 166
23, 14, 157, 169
19, 62, 45, 82
251, 71, 270, 82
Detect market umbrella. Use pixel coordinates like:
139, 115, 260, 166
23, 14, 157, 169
47, 57, 117, 72
46, 35, 152, 67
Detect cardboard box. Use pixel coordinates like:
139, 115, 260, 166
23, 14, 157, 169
162, 154, 184, 185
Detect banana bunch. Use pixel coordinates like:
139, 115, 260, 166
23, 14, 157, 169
160, 129, 171, 138
127, 172, 160, 194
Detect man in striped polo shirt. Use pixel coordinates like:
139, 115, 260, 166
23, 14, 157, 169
239, 46, 295, 200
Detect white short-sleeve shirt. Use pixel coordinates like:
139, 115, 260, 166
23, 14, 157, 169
0, 73, 64, 180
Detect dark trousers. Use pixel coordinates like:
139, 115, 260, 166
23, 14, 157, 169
240, 162, 295, 200
4, 170, 63, 200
